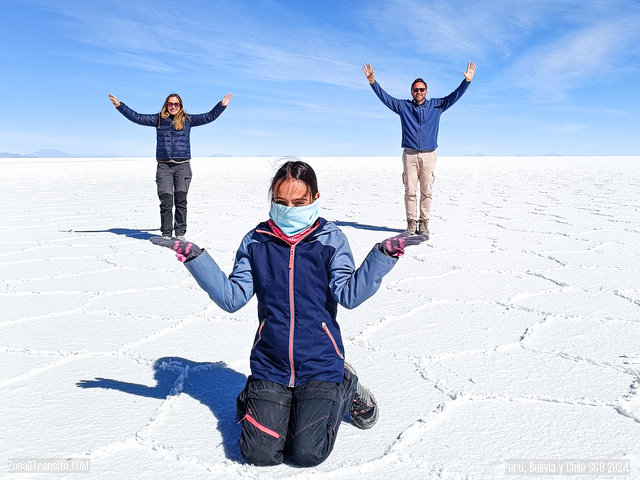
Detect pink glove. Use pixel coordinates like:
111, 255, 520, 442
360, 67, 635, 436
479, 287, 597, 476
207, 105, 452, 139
150, 236, 202, 262
378, 232, 428, 257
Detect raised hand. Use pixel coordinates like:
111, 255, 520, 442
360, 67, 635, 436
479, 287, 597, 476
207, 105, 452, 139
363, 63, 375, 84
221, 93, 232, 106
150, 236, 203, 263
108, 93, 120, 108
463, 62, 476, 82
378, 231, 428, 258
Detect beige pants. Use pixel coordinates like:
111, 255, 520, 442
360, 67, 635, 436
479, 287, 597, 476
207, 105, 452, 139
402, 148, 437, 222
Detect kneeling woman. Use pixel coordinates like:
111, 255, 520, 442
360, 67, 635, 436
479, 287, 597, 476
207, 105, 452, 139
151, 160, 427, 466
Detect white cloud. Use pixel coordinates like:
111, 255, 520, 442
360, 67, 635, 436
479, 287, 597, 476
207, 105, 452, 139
361, 0, 557, 59
36, 0, 371, 88
505, 16, 640, 101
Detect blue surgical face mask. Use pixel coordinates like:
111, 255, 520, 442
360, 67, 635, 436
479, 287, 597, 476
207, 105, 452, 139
269, 199, 320, 236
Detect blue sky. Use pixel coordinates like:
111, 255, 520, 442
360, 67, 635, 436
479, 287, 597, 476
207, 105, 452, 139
3, 0, 639, 156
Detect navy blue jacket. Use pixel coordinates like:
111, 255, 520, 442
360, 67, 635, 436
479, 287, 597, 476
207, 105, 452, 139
116, 102, 226, 161
185, 218, 397, 387
370, 79, 470, 151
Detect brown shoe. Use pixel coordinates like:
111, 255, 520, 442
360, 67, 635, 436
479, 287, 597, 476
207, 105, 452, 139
418, 219, 429, 236
406, 219, 417, 234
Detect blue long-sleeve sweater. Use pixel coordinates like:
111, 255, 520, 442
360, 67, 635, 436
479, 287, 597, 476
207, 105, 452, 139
370, 79, 470, 151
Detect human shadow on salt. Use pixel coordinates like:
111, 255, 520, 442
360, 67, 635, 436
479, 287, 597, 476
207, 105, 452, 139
332, 221, 403, 234
73, 228, 158, 240
77, 357, 247, 461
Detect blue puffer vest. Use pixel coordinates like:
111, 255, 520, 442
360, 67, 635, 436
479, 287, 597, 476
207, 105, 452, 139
116, 102, 226, 161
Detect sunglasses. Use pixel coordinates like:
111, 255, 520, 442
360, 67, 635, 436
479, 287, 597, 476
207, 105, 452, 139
412, 88, 426, 93
167, 102, 181, 108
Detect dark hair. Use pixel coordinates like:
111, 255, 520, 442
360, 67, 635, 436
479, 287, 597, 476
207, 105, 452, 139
269, 158, 319, 200
411, 78, 427, 90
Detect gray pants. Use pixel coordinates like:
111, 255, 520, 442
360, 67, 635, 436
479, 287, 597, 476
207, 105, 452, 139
156, 162, 192, 236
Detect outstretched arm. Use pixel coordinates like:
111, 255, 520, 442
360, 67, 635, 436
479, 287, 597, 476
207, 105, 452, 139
463, 62, 476, 82
190, 94, 231, 126
436, 63, 475, 111
110, 96, 158, 126
363, 63, 375, 84
327, 230, 397, 309
149, 235, 254, 312
363, 63, 404, 113
184, 249, 254, 312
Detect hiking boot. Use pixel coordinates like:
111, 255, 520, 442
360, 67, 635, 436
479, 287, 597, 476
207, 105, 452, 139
344, 363, 379, 430
406, 219, 417, 234
162, 233, 172, 238
417, 219, 429, 236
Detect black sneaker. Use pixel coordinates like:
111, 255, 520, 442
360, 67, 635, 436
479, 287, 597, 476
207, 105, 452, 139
344, 363, 379, 429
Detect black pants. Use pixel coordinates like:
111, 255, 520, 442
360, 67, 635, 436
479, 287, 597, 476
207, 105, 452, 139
235, 368, 357, 467
156, 162, 192, 236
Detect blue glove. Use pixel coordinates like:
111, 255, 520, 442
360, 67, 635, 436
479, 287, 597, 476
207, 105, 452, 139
377, 232, 428, 257
150, 236, 202, 263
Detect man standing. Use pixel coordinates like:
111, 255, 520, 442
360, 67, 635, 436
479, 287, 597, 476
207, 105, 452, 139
363, 62, 475, 236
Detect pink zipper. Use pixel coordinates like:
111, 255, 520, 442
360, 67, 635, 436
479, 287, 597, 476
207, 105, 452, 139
252, 321, 265, 349
257, 223, 320, 388
288, 244, 296, 386
322, 322, 344, 359
241, 412, 280, 439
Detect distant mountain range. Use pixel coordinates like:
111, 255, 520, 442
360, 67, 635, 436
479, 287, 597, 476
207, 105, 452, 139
0, 149, 233, 158
0, 149, 119, 158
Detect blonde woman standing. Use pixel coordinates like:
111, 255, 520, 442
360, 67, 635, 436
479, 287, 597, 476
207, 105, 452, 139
109, 92, 231, 239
